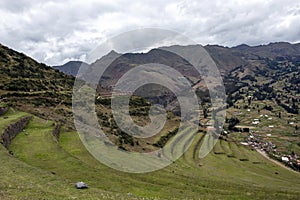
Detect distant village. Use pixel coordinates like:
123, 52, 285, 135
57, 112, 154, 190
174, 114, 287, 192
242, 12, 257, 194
241, 131, 300, 172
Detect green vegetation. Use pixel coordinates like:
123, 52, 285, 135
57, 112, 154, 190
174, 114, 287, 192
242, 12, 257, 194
0, 44, 75, 127
0, 43, 300, 199
221, 56, 300, 160
0, 109, 299, 199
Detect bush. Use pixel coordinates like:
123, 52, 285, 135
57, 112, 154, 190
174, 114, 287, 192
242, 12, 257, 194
0, 102, 7, 108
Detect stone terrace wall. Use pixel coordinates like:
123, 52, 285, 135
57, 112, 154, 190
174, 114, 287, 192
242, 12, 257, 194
1, 116, 32, 149
52, 123, 61, 142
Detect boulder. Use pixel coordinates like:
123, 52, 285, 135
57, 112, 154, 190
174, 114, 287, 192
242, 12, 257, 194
75, 182, 88, 189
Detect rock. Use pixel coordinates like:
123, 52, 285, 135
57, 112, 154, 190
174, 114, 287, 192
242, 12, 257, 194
75, 182, 88, 189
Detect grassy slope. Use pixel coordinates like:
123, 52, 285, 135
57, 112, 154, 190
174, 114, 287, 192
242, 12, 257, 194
0, 110, 137, 200
1, 109, 298, 199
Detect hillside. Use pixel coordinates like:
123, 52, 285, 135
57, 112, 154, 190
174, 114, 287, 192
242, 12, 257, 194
1, 108, 300, 199
0, 43, 180, 152
0, 43, 299, 199
54, 42, 300, 159
0, 44, 75, 126
54, 42, 300, 106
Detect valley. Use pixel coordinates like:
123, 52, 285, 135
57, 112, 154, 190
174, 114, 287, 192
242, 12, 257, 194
0, 42, 300, 199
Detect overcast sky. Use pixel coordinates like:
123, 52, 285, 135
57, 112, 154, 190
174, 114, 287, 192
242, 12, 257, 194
1, 0, 300, 65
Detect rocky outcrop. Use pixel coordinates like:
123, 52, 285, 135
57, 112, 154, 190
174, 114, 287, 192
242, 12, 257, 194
1, 116, 32, 149
52, 123, 61, 142
0, 107, 8, 115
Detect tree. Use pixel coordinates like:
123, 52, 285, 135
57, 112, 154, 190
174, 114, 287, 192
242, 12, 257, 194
247, 97, 252, 105
228, 117, 240, 130
203, 107, 208, 118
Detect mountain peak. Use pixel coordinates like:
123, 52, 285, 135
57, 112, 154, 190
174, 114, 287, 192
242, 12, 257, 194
107, 50, 120, 56
233, 44, 250, 50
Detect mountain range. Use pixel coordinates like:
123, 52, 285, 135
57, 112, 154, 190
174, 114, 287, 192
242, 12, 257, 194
0, 42, 299, 199
54, 42, 300, 79
53, 42, 300, 109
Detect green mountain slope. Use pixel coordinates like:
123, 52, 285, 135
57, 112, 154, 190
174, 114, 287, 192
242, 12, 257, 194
0, 43, 300, 199
0, 44, 75, 126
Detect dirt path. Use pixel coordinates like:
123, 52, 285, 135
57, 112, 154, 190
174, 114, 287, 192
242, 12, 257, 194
256, 149, 299, 174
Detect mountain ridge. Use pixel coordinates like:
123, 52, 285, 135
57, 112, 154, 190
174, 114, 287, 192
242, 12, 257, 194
53, 41, 300, 79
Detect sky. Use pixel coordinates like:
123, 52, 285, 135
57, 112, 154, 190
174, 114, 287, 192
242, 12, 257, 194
0, 0, 300, 66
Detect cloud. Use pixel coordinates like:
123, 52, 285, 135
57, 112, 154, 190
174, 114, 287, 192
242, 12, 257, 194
0, 0, 299, 65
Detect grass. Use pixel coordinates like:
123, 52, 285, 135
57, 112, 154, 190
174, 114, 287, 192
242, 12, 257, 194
1, 110, 300, 199
2, 112, 139, 199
